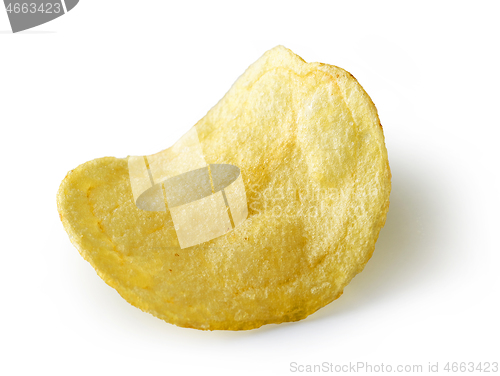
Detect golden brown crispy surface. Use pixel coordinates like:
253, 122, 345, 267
57, 46, 391, 330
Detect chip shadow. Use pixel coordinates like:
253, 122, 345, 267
235, 152, 449, 336
64, 151, 447, 338
298, 154, 446, 325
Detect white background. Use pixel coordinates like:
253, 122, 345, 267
1, 1, 499, 375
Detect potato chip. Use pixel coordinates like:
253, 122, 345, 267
57, 46, 391, 330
